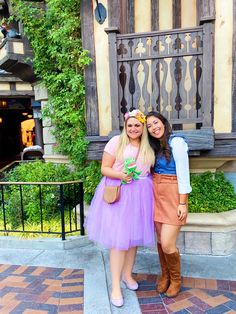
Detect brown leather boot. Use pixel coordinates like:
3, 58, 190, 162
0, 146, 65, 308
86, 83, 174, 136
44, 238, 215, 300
156, 243, 170, 293
164, 250, 181, 298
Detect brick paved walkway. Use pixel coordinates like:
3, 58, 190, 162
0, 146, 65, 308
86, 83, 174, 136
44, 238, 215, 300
0, 264, 84, 314
135, 274, 236, 314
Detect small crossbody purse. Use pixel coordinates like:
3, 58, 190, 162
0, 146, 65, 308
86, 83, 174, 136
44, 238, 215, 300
103, 184, 121, 204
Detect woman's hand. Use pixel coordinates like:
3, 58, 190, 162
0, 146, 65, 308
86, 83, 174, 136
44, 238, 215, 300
120, 171, 133, 183
101, 152, 133, 183
177, 204, 188, 221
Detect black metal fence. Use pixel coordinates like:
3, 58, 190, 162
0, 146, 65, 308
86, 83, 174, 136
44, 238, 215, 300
0, 180, 84, 240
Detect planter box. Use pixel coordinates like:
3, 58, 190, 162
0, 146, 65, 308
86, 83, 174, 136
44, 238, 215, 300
177, 209, 236, 256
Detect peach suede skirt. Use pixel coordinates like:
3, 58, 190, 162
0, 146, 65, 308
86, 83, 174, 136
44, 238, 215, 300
153, 173, 187, 226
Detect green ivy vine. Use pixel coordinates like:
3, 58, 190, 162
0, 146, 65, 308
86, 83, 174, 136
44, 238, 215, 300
10, 0, 102, 203
10, 0, 89, 166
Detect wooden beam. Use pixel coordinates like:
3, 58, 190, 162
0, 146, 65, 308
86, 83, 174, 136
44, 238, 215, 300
87, 136, 236, 160
0, 90, 34, 96
196, 0, 201, 25
86, 128, 215, 160
198, 0, 215, 23
0, 59, 36, 82
151, 0, 159, 31
120, 0, 128, 34
201, 133, 236, 157
105, 27, 121, 135
108, 0, 121, 29
86, 136, 109, 160
0, 75, 22, 82
9, 82, 15, 91
80, 0, 99, 136
173, 0, 181, 29
173, 128, 214, 150
127, 0, 134, 33
202, 23, 213, 127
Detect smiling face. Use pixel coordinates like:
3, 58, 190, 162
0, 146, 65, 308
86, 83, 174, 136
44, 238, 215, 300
126, 117, 144, 140
146, 115, 165, 139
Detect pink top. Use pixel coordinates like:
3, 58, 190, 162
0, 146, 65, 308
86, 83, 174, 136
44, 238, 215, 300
104, 135, 152, 176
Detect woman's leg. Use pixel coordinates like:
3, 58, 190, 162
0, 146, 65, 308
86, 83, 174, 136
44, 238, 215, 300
155, 221, 161, 242
122, 246, 138, 284
160, 224, 181, 254
155, 222, 170, 293
110, 248, 126, 299
160, 224, 182, 297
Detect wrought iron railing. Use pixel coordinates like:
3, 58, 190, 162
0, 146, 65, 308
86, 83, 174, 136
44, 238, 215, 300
0, 180, 84, 240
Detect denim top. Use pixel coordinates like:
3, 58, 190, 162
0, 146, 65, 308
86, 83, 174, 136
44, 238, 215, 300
154, 135, 186, 175
154, 155, 176, 174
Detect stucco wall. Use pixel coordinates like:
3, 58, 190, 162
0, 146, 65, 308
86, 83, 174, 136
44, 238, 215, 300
159, 0, 172, 30
214, 0, 233, 133
93, 0, 111, 136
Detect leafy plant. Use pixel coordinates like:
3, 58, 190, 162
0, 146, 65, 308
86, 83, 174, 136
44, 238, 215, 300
10, 0, 90, 168
8, 0, 101, 202
189, 171, 236, 213
77, 161, 102, 204
0, 216, 81, 238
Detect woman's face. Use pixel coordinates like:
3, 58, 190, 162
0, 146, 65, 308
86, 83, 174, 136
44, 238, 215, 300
126, 117, 143, 140
146, 115, 165, 139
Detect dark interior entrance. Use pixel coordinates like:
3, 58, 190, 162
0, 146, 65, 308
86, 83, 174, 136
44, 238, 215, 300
0, 98, 34, 169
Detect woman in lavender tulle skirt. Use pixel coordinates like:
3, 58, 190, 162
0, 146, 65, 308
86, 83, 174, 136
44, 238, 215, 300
85, 109, 155, 307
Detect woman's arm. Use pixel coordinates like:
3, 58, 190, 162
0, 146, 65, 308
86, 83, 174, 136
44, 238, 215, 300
101, 152, 133, 183
171, 137, 192, 194
171, 137, 192, 221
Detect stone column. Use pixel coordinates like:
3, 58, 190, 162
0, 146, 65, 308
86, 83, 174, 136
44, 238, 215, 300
33, 82, 69, 163
34, 117, 43, 147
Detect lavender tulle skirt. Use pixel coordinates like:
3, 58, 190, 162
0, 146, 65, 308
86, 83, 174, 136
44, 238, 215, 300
84, 176, 155, 250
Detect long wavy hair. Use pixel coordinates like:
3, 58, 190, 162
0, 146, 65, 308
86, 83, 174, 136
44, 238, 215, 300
146, 111, 172, 162
116, 118, 155, 166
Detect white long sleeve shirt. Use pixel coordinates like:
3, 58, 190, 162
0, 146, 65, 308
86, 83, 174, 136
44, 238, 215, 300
154, 136, 192, 194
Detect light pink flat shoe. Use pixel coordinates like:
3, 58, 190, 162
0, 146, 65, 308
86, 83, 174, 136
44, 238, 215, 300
110, 296, 124, 307
122, 278, 139, 290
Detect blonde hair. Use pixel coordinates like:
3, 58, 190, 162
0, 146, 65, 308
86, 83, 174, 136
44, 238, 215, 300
116, 119, 155, 166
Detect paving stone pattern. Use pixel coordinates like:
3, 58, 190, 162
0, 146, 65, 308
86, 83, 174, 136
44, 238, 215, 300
135, 274, 236, 314
0, 264, 84, 314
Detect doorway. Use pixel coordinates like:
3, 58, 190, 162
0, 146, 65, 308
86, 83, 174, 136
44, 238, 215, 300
0, 98, 34, 169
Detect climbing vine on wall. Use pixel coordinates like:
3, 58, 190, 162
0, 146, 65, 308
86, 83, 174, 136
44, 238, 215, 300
10, 0, 102, 202
10, 0, 89, 166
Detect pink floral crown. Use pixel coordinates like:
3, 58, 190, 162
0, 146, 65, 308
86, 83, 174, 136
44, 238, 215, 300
124, 109, 146, 124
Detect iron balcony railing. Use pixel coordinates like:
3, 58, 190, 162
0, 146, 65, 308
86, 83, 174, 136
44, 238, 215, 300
0, 180, 84, 240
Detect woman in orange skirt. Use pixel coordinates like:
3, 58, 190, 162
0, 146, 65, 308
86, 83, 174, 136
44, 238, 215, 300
146, 112, 192, 298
